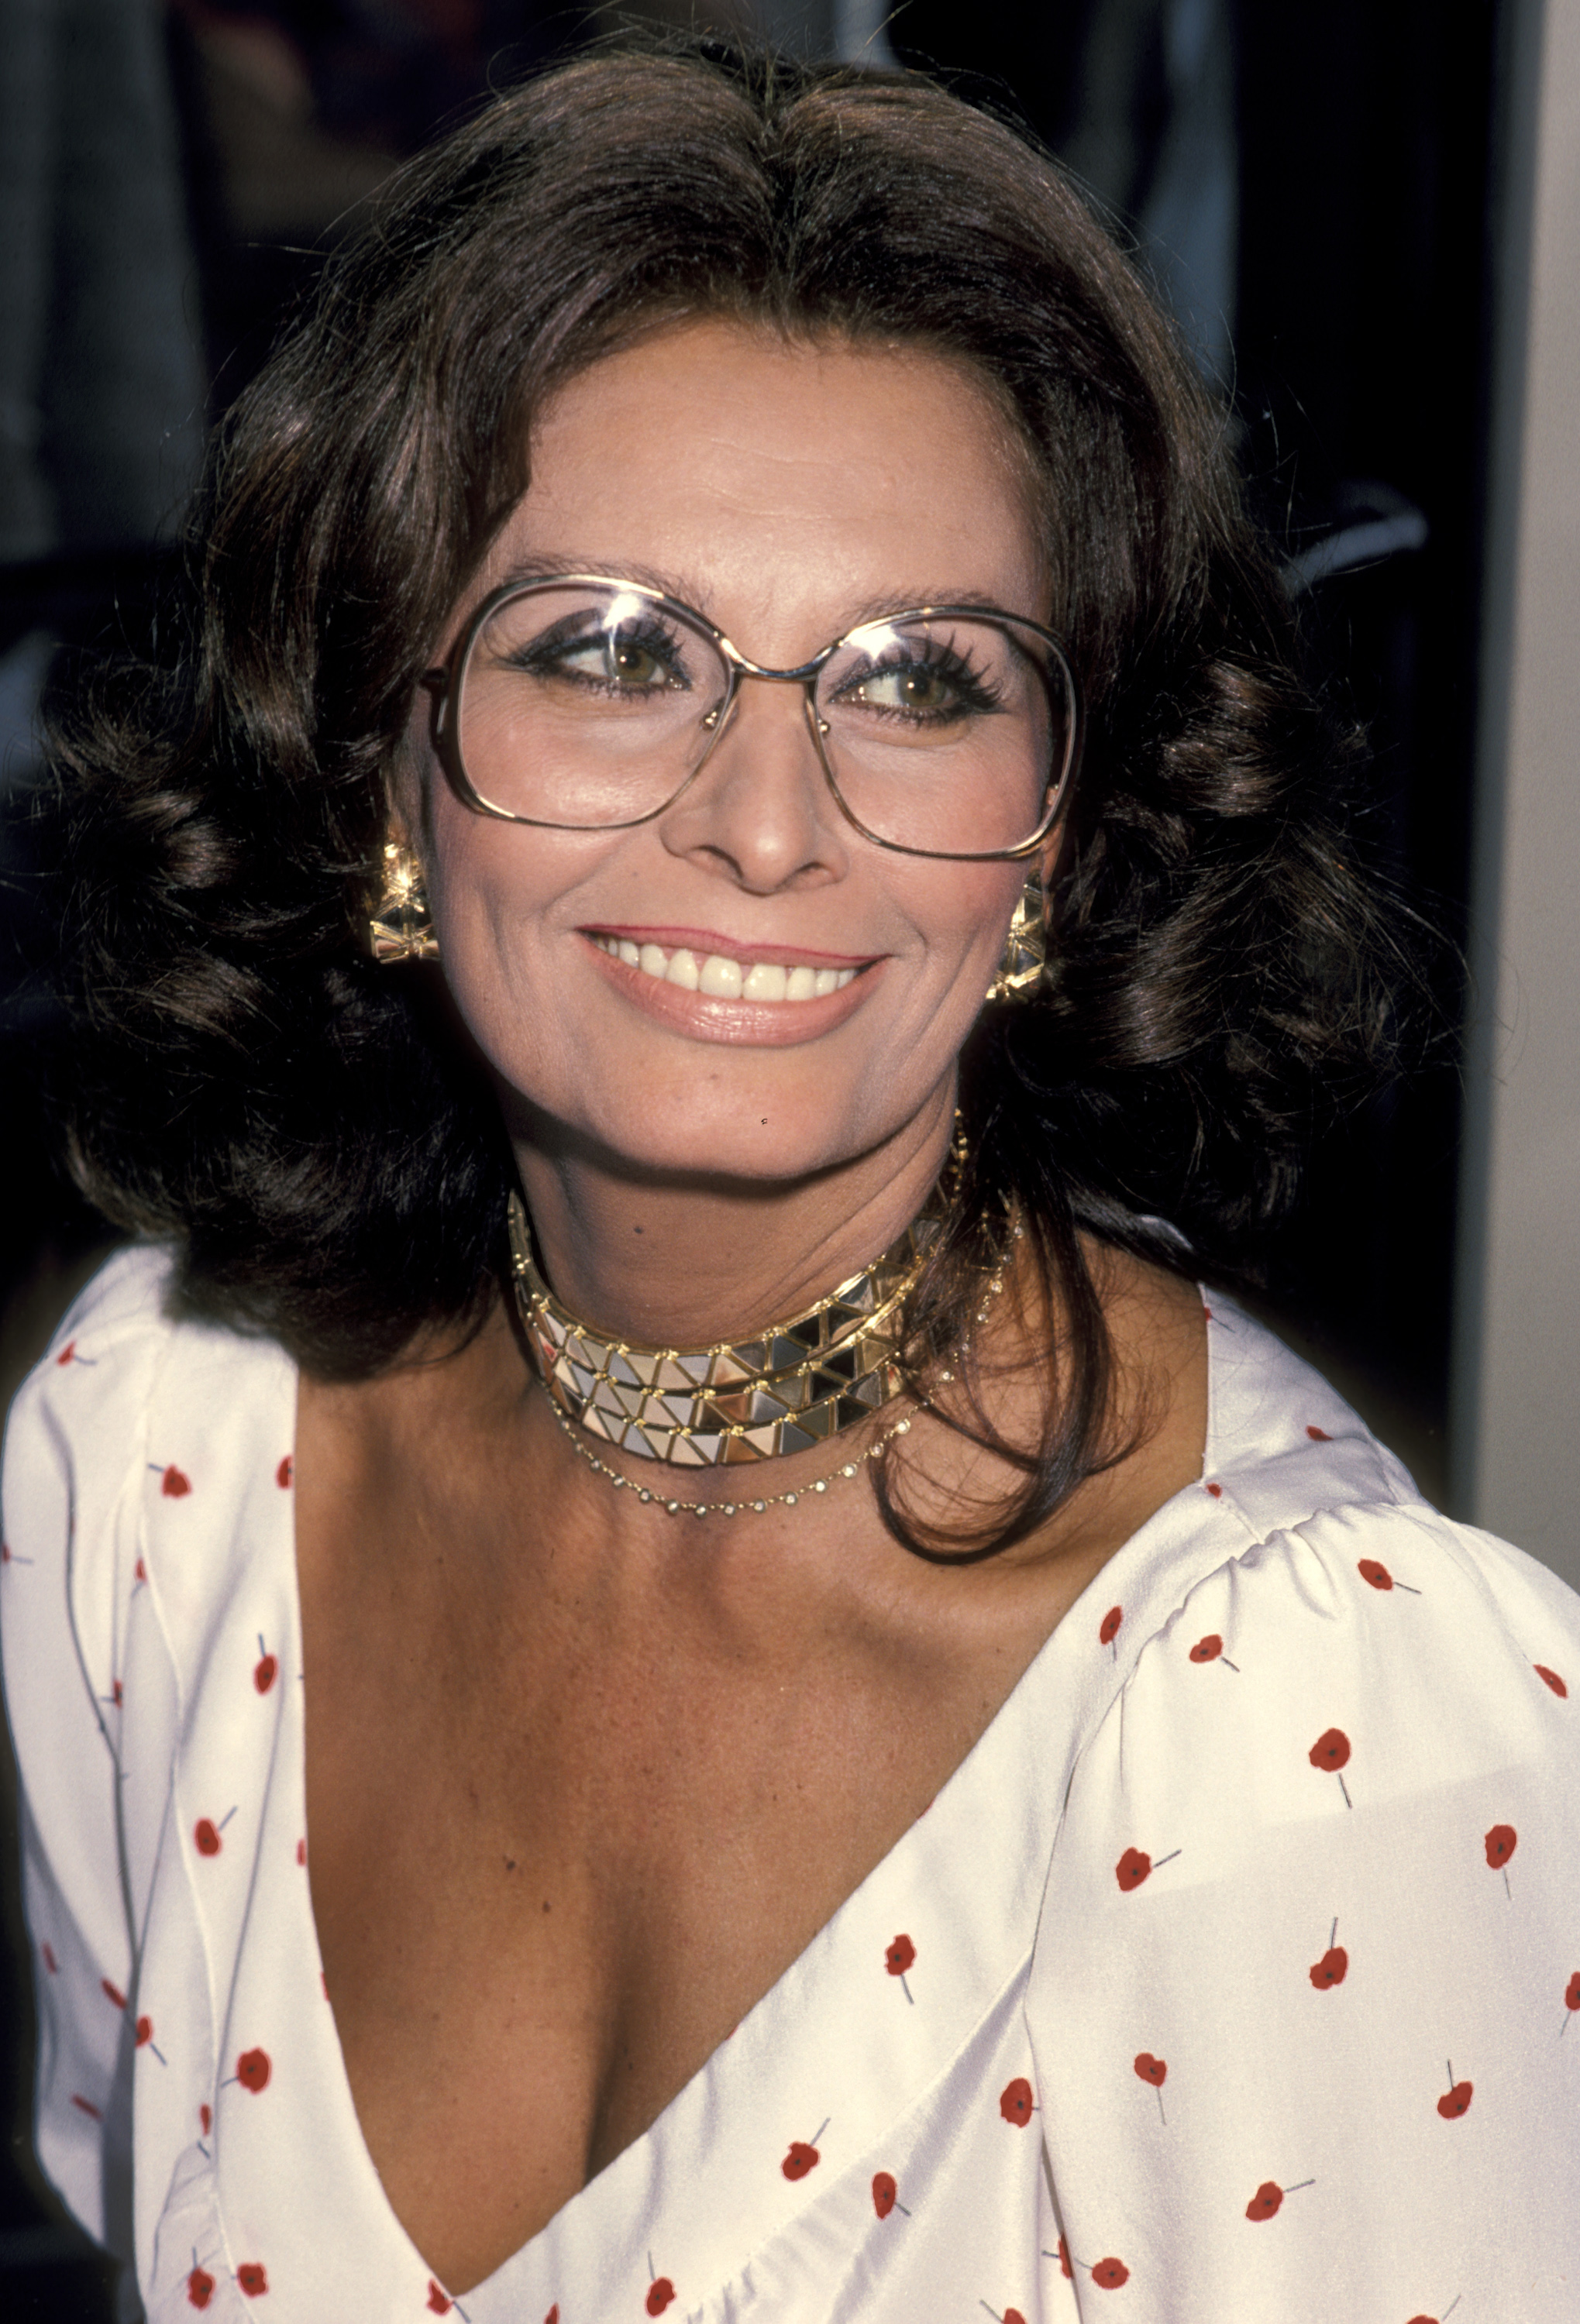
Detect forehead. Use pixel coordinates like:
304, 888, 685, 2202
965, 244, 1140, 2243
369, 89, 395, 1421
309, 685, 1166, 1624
469, 319, 1046, 642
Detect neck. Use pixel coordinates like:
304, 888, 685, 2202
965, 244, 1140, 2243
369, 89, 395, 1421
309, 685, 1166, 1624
508, 1088, 957, 1350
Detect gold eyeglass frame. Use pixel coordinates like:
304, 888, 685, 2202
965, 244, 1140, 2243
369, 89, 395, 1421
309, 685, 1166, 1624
422, 572, 1081, 862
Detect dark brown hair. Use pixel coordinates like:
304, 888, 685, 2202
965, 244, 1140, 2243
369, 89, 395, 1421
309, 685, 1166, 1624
41, 36, 1410, 1557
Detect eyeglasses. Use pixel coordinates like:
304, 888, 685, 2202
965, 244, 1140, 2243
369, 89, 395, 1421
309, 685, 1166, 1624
425, 575, 1079, 861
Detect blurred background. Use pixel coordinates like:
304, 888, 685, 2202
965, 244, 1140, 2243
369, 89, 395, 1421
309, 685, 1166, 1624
2, 0, 1576, 2311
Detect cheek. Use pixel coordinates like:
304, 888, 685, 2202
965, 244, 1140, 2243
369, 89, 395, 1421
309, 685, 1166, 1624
918, 865, 1027, 975
415, 813, 560, 1040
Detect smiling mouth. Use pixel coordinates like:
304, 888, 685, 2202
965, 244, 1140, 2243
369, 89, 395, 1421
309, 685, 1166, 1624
587, 932, 862, 1002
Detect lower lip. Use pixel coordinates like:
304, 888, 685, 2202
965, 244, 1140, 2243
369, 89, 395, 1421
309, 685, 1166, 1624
583, 937, 881, 1045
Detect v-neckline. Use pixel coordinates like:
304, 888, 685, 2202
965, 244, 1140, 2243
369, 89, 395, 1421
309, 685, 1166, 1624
251, 1322, 1229, 2317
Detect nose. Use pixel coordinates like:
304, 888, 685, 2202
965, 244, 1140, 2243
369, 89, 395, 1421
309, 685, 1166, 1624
656, 676, 851, 895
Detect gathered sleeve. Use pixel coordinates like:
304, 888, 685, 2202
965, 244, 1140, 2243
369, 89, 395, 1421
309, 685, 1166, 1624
1028, 1500, 1580, 2322
1, 1251, 176, 2258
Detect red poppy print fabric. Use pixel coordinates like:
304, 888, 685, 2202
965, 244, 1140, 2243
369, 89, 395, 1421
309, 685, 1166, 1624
1031, 1306, 1580, 2321
6, 1256, 1580, 2322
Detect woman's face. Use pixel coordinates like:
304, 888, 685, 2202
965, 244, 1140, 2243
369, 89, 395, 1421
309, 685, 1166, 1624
400, 318, 1051, 1185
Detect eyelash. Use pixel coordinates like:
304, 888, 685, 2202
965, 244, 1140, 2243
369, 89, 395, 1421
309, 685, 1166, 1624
504, 613, 1007, 717
515, 615, 694, 690
835, 641, 1004, 718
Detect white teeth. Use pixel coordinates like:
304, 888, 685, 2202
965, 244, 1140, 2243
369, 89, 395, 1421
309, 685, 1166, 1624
699, 954, 744, 998
593, 933, 858, 1002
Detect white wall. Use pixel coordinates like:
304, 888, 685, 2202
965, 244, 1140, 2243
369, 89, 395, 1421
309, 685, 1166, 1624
1452, 0, 1580, 1589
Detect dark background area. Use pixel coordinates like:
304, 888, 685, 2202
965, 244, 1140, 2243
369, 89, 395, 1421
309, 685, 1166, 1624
0, 0, 1502, 2309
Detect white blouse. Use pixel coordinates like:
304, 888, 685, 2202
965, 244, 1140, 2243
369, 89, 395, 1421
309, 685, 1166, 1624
4, 1244, 1580, 2322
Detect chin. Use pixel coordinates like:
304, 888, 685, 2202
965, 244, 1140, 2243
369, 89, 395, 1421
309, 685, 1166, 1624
586, 1102, 863, 1188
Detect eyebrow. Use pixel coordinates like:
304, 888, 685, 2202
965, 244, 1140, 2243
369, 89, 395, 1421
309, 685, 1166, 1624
485, 554, 1034, 634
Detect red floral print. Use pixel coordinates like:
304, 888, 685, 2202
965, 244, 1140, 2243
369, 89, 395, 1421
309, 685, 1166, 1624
135, 2016, 153, 2047
1309, 1727, 1353, 1805
885, 1934, 915, 1977
1566, 1971, 1580, 2012
782, 2139, 821, 2180
1116, 1848, 1151, 1891
1205, 1481, 1223, 1497
1100, 1605, 1123, 1646
646, 2278, 676, 2315
1437, 2070, 1473, 2119
1056, 2236, 1072, 2279
873, 2171, 897, 2218
237, 2047, 271, 2093
40, 1942, 57, 1974
161, 1466, 191, 1498
1310, 1945, 1348, 1989
70, 2095, 102, 2120
1535, 1663, 1568, 1697
1245, 2181, 1283, 2221
102, 1978, 126, 2009
187, 2267, 215, 2309
1485, 1824, 1517, 1870
1359, 1556, 1420, 1596
426, 2284, 451, 2315
1189, 1635, 1223, 1662
194, 1819, 222, 1857
1306, 1425, 1332, 1440
253, 1651, 277, 1695
1133, 2051, 1167, 2120
1091, 2257, 1130, 2288
238, 2263, 268, 2296
276, 1455, 293, 1489
1000, 2076, 1034, 2126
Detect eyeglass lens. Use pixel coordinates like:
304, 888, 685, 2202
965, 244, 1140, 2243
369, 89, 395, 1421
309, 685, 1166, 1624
454, 583, 1068, 853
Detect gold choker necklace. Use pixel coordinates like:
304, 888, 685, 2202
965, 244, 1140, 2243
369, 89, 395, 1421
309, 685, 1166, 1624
507, 1140, 962, 1470
542, 1391, 917, 1517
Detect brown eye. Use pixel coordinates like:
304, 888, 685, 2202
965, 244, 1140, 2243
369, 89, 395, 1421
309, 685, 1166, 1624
893, 667, 952, 711
852, 661, 963, 717
608, 638, 666, 685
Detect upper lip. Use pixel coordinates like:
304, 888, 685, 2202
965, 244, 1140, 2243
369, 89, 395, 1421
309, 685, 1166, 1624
582, 924, 879, 970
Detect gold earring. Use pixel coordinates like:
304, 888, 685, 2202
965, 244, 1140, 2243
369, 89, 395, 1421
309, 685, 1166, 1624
367, 838, 439, 962
984, 874, 1046, 1002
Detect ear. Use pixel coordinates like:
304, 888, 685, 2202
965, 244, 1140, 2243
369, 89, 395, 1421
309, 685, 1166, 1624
382, 737, 424, 851
367, 751, 439, 963
1034, 811, 1068, 902
367, 829, 439, 963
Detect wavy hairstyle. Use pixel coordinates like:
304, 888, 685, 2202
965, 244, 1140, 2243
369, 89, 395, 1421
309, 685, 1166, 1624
40, 36, 1409, 1558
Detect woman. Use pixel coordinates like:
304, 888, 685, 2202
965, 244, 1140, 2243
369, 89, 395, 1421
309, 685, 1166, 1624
5, 38, 1578, 2324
